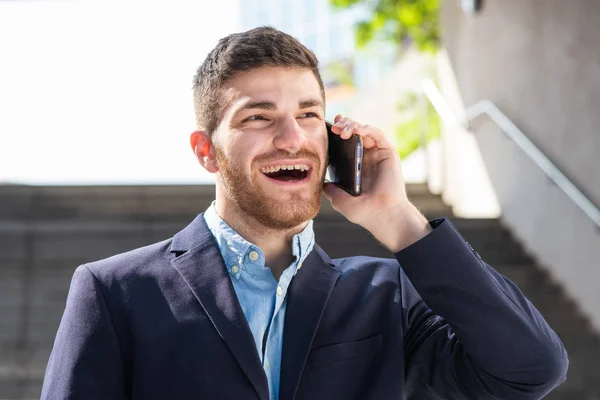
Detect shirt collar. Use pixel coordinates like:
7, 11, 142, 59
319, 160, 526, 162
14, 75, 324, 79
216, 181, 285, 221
203, 201, 315, 279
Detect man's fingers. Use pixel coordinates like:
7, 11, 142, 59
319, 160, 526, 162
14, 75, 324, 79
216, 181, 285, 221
332, 117, 362, 139
350, 124, 394, 150
362, 136, 376, 149
330, 116, 393, 150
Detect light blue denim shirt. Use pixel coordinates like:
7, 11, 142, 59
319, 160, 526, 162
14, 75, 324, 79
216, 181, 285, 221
203, 202, 315, 400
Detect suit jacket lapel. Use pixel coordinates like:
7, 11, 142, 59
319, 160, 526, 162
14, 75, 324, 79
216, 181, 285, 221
279, 245, 342, 400
170, 215, 269, 400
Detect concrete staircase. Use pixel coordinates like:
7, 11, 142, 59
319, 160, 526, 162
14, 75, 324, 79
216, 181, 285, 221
0, 184, 599, 399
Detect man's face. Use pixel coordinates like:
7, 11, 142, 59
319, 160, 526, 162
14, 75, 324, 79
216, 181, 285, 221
212, 66, 328, 230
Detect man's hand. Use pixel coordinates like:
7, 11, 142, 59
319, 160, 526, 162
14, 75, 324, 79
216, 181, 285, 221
323, 115, 432, 252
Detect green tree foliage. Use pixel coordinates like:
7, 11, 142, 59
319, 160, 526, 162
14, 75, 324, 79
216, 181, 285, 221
329, 1, 441, 158
330, 0, 440, 52
395, 95, 441, 159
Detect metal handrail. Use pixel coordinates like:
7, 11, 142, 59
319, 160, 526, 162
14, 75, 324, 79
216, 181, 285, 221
421, 79, 600, 230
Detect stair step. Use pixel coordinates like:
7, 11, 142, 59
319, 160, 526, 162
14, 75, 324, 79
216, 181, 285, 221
1, 184, 599, 398
0, 377, 43, 400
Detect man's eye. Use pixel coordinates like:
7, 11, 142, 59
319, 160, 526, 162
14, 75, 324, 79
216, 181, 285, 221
299, 112, 319, 118
246, 115, 267, 121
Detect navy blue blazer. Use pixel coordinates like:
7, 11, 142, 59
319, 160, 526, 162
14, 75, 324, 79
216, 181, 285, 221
41, 216, 568, 399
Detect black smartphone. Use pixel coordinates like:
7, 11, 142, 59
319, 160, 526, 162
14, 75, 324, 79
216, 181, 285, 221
326, 121, 363, 196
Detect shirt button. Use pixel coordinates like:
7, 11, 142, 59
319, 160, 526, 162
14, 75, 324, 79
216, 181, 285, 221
298, 262, 303, 270
277, 286, 283, 296
231, 265, 239, 274
249, 251, 259, 261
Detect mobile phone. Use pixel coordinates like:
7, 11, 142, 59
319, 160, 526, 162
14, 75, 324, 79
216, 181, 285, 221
326, 121, 363, 196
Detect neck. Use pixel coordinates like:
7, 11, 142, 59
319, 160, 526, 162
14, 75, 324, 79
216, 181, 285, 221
215, 197, 307, 281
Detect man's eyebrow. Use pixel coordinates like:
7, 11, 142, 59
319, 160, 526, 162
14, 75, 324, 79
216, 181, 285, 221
299, 99, 324, 109
234, 98, 324, 115
239, 101, 277, 111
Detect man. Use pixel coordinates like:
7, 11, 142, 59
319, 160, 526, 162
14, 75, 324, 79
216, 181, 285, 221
42, 27, 568, 399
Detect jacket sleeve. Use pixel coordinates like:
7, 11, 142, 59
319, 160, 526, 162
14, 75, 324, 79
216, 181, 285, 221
395, 218, 568, 400
41, 265, 128, 400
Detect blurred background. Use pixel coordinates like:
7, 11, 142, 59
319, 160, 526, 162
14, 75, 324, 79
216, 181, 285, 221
1, 0, 599, 398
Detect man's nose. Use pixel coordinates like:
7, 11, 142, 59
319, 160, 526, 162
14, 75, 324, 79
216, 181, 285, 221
273, 118, 308, 153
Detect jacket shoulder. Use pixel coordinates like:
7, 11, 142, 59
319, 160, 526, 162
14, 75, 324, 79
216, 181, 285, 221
82, 238, 173, 284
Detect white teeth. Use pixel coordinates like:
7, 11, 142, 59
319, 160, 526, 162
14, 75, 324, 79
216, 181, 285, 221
261, 164, 309, 173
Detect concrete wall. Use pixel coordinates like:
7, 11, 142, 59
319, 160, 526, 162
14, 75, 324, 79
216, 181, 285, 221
439, 0, 600, 329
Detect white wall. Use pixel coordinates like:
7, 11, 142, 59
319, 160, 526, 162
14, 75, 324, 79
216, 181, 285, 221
440, 0, 600, 330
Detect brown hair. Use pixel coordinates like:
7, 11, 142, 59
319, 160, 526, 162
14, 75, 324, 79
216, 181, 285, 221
192, 26, 325, 137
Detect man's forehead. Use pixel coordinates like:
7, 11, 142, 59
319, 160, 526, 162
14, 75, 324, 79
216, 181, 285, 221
223, 67, 322, 98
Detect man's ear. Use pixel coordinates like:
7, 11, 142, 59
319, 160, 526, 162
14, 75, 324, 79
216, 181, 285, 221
190, 130, 218, 173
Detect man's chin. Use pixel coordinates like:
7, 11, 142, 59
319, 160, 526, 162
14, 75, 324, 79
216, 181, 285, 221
248, 189, 321, 230
259, 185, 315, 201
256, 204, 320, 230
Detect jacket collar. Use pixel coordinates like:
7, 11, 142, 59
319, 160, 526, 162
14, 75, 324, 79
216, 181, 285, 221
170, 213, 213, 254
170, 214, 269, 400
170, 213, 342, 400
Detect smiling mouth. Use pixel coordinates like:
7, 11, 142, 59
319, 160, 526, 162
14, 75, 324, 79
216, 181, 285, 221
261, 165, 311, 182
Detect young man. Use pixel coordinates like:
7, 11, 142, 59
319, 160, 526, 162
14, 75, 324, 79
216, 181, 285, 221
42, 27, 568, 399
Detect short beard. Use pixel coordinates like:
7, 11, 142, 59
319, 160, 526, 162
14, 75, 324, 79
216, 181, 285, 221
214, 145, 325, 230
